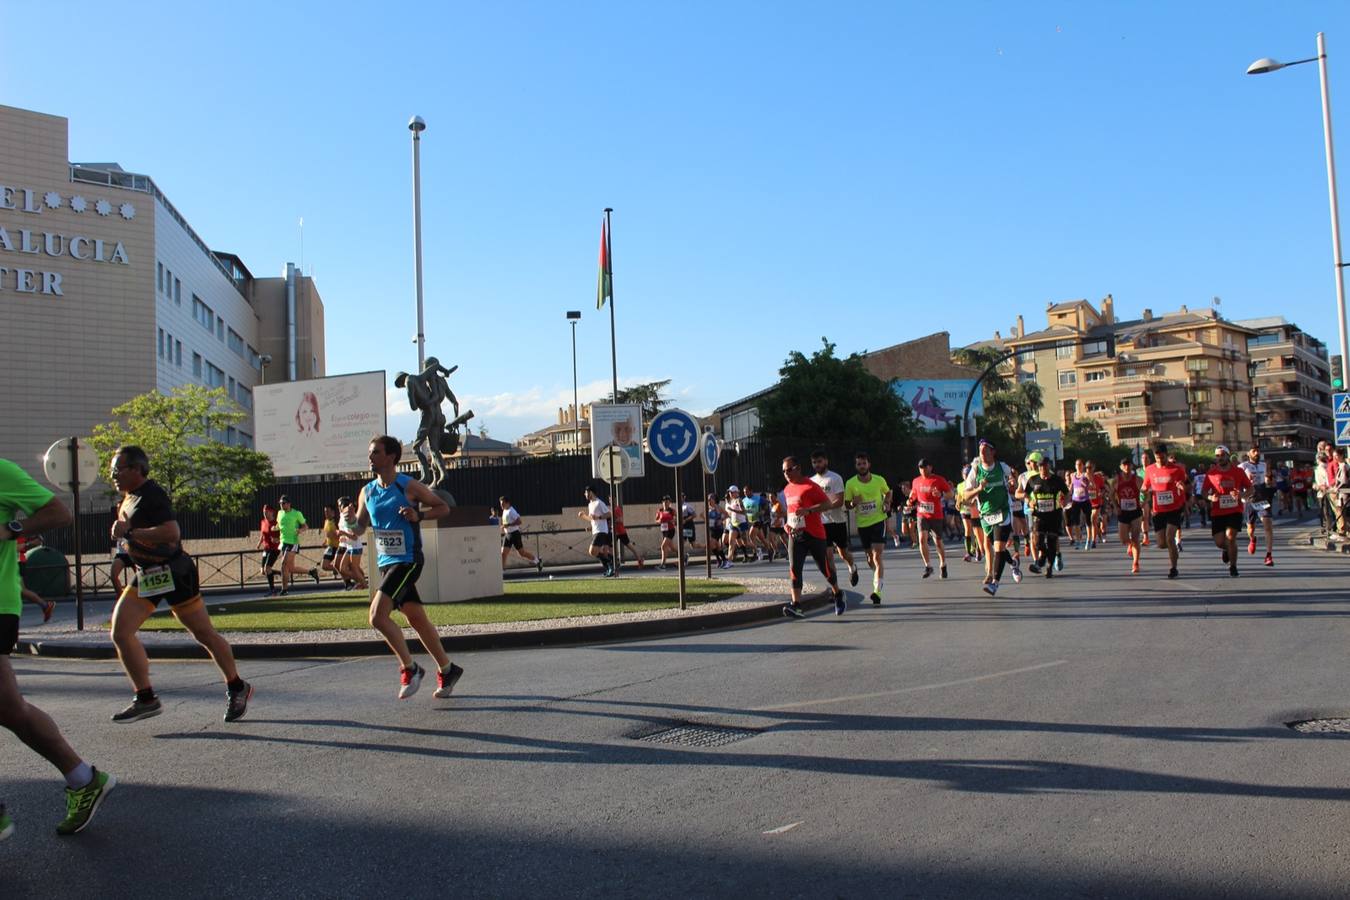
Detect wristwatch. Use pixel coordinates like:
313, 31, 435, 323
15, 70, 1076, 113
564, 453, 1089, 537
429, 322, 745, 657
6, 520, 21, 538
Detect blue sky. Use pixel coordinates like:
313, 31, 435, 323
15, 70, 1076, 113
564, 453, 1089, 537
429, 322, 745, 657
6, 2, 1350, 440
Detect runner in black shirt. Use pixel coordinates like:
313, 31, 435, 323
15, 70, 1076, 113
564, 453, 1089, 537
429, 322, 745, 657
1018, 453, 1067, 578
107, 445, 251, 724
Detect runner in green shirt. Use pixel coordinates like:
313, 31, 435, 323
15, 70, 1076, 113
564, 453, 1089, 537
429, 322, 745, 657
0, 458, 115, 837
275, 496, 320, 594
844, 451, 893, 605
961, 439, 1022, 596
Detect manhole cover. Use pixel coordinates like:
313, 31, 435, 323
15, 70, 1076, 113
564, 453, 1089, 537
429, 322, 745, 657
1287, 718, 1350, 734
633, 723, 759, 748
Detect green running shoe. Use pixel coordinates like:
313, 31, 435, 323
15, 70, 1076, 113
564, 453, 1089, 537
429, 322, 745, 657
0, 804, 14, 841
56, 768, 116, 836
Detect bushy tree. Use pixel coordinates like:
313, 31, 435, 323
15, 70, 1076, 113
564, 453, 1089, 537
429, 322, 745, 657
757, 338, 917, 447
601, 379, 672, 425
89, 385, 274, 520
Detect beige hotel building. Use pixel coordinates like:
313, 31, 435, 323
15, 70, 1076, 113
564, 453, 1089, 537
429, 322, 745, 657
0, 104, 325, 484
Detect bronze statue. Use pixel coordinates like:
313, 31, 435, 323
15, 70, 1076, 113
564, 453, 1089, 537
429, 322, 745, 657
394, 357, 473, 492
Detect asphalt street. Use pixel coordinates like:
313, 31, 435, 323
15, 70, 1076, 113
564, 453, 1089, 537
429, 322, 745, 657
5, 525, 1350, 898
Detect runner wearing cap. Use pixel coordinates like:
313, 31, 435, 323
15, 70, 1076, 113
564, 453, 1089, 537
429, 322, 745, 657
1112, 457, 1145, 574
810, 451, 859, 587
963, 439, 1022, 596
907, 458, 952, 578
843, 451, 892, 604
1206, 445, 1252, 577
780, 455, 845, 617
1145, 443, 1190, 579
1018, 453, 1066, 578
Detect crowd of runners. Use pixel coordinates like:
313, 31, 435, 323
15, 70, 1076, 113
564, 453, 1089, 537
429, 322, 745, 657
0, 432, 1333, 842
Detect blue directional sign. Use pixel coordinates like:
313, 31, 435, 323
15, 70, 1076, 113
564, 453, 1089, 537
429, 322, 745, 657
1335, 393, 1350, 447
647, 408, 701, 467
700, 432, 720, 474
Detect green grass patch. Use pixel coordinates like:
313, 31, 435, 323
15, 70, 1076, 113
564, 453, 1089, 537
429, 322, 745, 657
138, 578, 746, 632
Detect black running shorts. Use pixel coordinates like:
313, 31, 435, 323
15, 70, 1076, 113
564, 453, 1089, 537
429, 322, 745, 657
1211, 512, 1243, 535
823, 522, 850, 551
1152, 509, 1183, 531
501, 532, 524, 550
123, 554, 203, 612
858, 521, 886, 549
0, 613, 17, 655
377, 554, 424, 608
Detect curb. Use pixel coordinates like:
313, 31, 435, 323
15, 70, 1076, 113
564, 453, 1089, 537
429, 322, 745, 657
16, 594, 835, 661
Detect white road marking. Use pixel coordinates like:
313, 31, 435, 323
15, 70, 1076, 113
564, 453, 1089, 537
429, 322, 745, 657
763, 821, 803, 835
754, 660, 1069, 711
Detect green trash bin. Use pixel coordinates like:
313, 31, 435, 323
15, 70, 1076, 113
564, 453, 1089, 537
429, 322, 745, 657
22, 546, 69, 599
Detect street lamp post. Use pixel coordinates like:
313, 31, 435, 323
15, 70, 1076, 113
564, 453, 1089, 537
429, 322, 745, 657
409, 115, 427, 372
567, 310, 582, 452
259, 353, 272, 385
1248, 33, 1350, 376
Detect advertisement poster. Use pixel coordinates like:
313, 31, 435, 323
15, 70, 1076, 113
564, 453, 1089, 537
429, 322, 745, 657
893, 380, 984, 431
253, 371, 387, 477
590, 403, 645, 479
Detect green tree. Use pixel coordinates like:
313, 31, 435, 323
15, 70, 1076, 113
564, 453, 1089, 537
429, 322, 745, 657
948, 348, 1045, 456
89, 385, 274, 520
601, 379, 673, 425
757, 338, 917, 447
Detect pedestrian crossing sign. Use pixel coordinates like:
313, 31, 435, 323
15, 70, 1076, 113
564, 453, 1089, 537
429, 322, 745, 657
1337, 393, 1350, 415
1339, 418, 1350, 446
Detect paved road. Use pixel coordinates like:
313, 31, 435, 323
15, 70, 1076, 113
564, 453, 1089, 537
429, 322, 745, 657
6, 527, 1350, 898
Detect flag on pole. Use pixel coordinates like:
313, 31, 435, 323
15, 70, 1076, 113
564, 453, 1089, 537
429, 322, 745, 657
596, 217, 612, 309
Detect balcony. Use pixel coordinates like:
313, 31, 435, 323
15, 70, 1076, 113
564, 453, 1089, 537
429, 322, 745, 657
1112, 407, 1155, 426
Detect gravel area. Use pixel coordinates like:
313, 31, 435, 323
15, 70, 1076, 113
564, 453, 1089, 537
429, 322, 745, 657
22, 577, 789, 646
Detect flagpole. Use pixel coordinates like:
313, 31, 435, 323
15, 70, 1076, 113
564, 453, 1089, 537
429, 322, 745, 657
603, 207, 621, 573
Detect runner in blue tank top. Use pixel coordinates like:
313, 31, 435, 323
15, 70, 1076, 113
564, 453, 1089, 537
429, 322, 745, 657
355, 435, 463, 700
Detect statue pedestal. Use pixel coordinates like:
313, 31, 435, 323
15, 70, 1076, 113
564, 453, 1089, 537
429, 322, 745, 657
415, 507, 502, 603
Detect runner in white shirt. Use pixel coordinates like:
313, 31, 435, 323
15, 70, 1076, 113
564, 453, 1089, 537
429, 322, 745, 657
1237, 447, 1272, 559
336, 495, 367, 590
810, 450, 858, 587
499, 495, 544, 573
578, 486, 614, 577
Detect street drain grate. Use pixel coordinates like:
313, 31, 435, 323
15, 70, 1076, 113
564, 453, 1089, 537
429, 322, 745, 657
1287, 718, 1350, 734
633, 723, 759, 748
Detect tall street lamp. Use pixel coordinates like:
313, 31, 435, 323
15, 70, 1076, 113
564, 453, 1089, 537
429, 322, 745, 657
567, 310, 582, 452
409, 115, 427, 371
1248, 33, 1350, 376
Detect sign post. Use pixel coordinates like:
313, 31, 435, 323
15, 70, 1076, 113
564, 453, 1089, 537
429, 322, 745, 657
42, 437, 98, 631
700, 431, 721, 580
1334, 393, 1350, 447
647, 409, 701, 608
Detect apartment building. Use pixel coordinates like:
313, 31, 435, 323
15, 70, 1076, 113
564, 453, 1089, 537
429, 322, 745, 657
988, 295, 1256, 452
1234, 317, 1333, 462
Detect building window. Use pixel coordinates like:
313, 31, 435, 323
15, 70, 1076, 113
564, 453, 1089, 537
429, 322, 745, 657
1058, 371, 1077, 388
157, 262, 163, 293
227, 328, 244, 356
248, 346, 260, 370
175, 340, 182, 367
236, 386, 252, 410
206, 362, 225, 388
157, 328, 164, 358
1086, 402, 1109, 413
1193, 422, 1214, 435
1186, 358, 1209, 372
174, 279, 181, 306
193, 296, 213, 330
1056, 342, 1074, 359
237, 431, 253, 449
1085, 371, 1106, 382
1082, 340, 1108, 356
228, 376, 236, 399
1189, 389, 1210, 404
192, 352, 202, 377
216, 316, 224, 341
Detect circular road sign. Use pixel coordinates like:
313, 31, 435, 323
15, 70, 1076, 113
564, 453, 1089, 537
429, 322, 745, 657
646, 408, 701, 468
597, 445, 630, 483
43, 437, 100, 491
700, 432, 720, 474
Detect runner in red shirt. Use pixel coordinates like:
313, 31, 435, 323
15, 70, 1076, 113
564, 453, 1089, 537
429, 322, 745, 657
1145, 443, 1190, 579
655, 497, 677, 570
1087, 462, 1108, 548
256, 504, 281, 596
780, 455, 844, 618
611, 505, 645, 570
906, 458, 952, 579
1291, 465, 1313, 521
1205, 446, 1252, 578
1112, 458, 1145, 574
